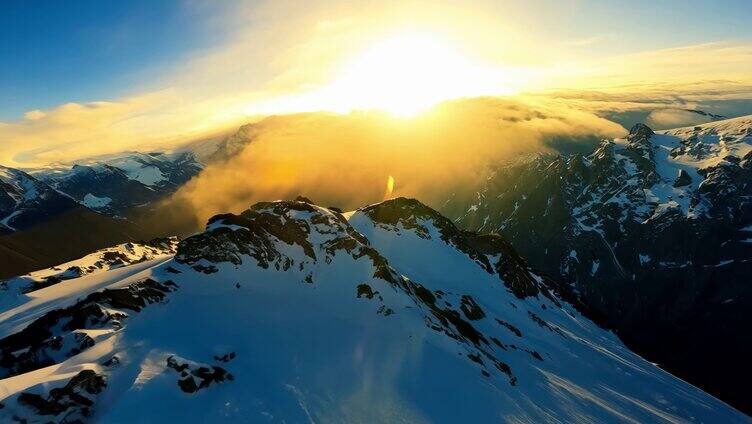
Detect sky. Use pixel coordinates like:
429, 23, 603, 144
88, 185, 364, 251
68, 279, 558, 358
1, 0, 751, 165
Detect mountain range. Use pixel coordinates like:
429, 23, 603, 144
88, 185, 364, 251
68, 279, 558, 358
26, 151, 203, 217
0, 151, 205, 279
444, 115, 752, 413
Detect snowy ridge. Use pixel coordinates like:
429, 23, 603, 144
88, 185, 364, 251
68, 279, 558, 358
0, 197, 745, 422
1, 237, 178, 301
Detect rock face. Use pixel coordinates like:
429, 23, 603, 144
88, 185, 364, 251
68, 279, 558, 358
166, 355, 234, 393
445, 115, 752, 414
0, 277, 177, 380
0, 197, 746, 422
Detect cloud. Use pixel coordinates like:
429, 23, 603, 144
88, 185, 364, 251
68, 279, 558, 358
561, 35, 609, 48
644, 109, 714, 129
23, 110, 46, 121
537, 78, 752, 129
549, 41, 752, 90
0, 91, 243, 165
161, 96, 624, 227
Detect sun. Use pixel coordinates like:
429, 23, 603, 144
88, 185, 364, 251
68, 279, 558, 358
316, 33, 518, 117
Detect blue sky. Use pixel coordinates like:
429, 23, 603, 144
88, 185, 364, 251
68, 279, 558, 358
0, 0, 231, 119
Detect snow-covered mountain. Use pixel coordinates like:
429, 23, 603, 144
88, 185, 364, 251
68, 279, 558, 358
445, 115, 752, 414
0, 164, 161, 279
0, 197, 745, 422
0, 166, 80, 234
27, 151, 203, 216
1, 237, 178, 300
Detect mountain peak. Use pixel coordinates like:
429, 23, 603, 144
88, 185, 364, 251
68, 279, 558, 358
628, 122, 654, 139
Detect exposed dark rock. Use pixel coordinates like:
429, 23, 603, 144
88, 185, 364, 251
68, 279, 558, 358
356, 283, 378, 299
628, 123, 654, 140
213, 352, 236, 363
166, 355, 234, 393
294, 195, 314, 204
495, 319, 522, 337
673, 169, 692, 187
192, 264, 218, 274
460, 295, 486, 320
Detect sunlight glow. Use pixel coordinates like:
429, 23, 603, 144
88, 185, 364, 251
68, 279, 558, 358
322, 34, 520, 116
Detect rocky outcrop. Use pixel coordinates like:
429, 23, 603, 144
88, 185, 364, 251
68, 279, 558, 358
14, 369, 106, 421
166, 355, 234, 393
673, 169, 692, 187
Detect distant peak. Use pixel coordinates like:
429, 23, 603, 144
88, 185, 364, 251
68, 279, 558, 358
360, 197, 446, 227
628, 123, 654, 139
294, 195, 314, 204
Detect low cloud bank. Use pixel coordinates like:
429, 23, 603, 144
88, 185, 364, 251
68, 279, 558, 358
162, 96, 624, 228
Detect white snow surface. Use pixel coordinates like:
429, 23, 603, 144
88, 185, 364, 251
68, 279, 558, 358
0, 201, 746, 422
107, 156, 166, 186
82, 193, 112, 209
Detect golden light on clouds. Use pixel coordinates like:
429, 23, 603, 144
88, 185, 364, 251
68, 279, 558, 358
280, 32, 531, 117
1, 0, 751, 166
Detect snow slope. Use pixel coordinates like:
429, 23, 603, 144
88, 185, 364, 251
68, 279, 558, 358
0, 198, 745, 422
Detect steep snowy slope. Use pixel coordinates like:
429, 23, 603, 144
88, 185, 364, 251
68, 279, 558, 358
446, 115, 752, 414
0, 198, 745, 422
28, 152, 203, 216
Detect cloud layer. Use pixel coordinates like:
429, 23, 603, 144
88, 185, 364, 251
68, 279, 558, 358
162, 97, 624, 227
2, 1, 751, 166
